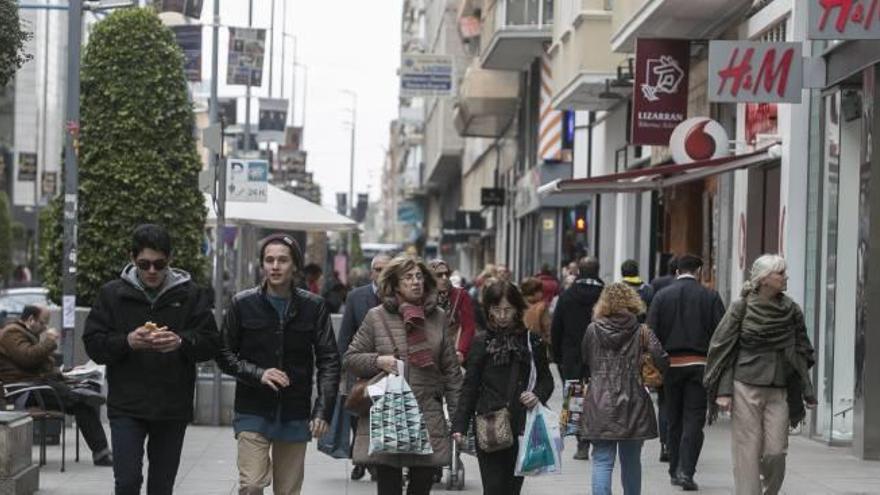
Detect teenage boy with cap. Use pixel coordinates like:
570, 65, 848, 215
83, 224, 220, 495
217, 233, 340, 495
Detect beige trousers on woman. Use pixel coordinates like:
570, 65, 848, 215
732, 380, 789, 495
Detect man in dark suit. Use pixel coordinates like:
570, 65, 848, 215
337, 253, 390, 481
647, 254, 725, 491
551, 256, 604, 461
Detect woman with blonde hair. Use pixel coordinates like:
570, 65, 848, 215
343, 255, 463, 495
581, 283, 668, 494
704, 254, 816, 495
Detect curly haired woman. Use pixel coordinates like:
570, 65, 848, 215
581, 283, 668, 495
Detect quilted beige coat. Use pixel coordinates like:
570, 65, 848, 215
343, 297, 463, 467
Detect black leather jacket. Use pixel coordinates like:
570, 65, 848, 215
216, 284, 340, 423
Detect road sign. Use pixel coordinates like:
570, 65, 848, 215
400, 54, 454, 97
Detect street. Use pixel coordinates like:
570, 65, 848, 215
35, 420, 880, 494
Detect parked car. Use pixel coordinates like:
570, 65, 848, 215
0, 287, 54, 325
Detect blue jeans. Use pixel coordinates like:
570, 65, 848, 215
591, 440, 643, 495
109, 416, 188, 495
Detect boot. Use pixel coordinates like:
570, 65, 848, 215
350, 464, 366, 481
573, 439, 590, 460
659, 443, 669, 463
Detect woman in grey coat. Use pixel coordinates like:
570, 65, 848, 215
343, 255, 463, 495
581, 282, 668, 495
704, 254, 816, 495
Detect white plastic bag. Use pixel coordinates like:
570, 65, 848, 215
514, 404, 563, 476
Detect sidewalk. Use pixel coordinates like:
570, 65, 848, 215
35, 418, 880, 494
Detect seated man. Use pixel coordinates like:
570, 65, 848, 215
0, 304, 113, 466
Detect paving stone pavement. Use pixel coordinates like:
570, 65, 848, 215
31, 416, 880, 494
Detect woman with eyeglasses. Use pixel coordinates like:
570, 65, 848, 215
344, 255, 463, 495
427, 259, 477, 365
451, 280, 554, 495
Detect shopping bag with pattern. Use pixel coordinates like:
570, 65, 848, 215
367, 361, 433, 456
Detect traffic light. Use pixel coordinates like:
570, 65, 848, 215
575, 216, 587, 232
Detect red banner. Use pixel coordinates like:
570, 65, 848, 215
631, 39, 690, 145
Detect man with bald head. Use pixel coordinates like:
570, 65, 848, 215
336, 253, 390, 480
0, 305, 112, 465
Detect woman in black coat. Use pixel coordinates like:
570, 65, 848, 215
452, 280, 554, 495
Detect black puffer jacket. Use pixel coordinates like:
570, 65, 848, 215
83, 266, 220, 421
216, 284, 340, 423
551, 278, 604, 380
453, 330, 554, 437
580, 313, 668, 440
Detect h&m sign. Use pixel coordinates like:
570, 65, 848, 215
708, 41, 803, 103
808, 0, 880, 39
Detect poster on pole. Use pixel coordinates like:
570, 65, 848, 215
400, 53, 454, 97
227, 158, 268, 202
171, 25, 202, 82
42, 171, 58, 198
258, 98, 288, 142
227, 28, 265, 87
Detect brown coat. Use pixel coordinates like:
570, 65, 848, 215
0, 321, 59, 383
580, 313, 668, 440
343, 299, 463, 468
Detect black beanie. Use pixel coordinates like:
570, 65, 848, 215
259, 233, 303, 269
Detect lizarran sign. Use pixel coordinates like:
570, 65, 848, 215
631, 39, 690, 145
708, 41, 803, 103
808, 0, 880, 40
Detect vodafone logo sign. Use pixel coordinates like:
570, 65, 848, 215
670, 117, 730, 164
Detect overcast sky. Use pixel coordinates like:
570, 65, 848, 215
192, 0, 403, 209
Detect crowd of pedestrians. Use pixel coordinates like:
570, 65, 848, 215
0, 222, 819, 495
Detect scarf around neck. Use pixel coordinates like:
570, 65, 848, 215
395, 298, 436, 369
485, 322, 529, 366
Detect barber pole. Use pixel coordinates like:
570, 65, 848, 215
539, 55, 564, 163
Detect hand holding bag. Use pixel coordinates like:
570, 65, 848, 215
345, 312, 398, 416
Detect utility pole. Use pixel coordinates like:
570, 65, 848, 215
208, 0, 224, 427
61, 0, 83, 370
341, 90, 357, 254
243, 0, 253, 152
268, 0, 274, 97
280, 0, 286, 96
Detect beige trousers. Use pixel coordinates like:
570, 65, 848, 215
237, 431, 307, 495
732, 380, 789, 495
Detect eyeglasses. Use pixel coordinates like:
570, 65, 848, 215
136, 258, 168, 272
402, 273, 425, 284
489, 307, 516, 317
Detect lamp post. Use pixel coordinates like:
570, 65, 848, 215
340, 90, 357, 256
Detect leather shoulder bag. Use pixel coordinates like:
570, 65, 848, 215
475, 334, 531, 453
639, 325, 663, 388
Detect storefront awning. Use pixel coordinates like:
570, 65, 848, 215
538, 146, 779, 197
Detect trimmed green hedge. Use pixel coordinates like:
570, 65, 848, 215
40, 8, 206, 305
0, 0, 31, 88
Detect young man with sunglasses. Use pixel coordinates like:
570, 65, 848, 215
217, 234, 340, 494
83, 224, 220, 495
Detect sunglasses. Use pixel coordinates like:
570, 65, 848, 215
136, 259, 168, 272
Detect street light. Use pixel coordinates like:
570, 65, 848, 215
340, 89, 357, 256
